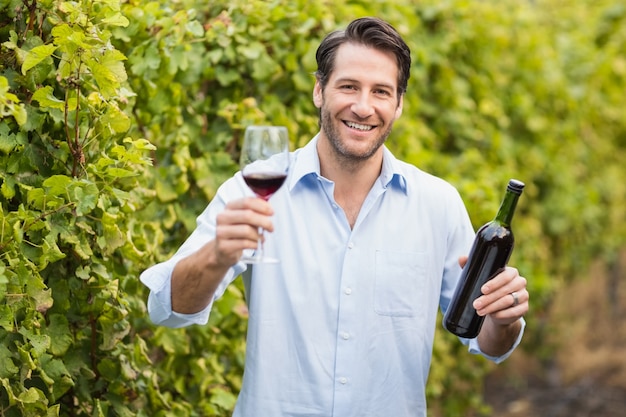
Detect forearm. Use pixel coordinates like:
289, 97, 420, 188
477, 316, 523, 357
171, 240, 232, 314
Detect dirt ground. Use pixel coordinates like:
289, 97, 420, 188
484, 253, 626, 417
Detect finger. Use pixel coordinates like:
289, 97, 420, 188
481, 296, 530, 327
474, 287, 529, 316
217, 203, 275, 232
480, 266, 520, 295
216, 223, 262, 245
458, 255, 468, 268
490, 275, 528, 303
214, 224, 264, 262
225, 196, 274, 215
473, 270, 527, 310
481, 305, 528, 330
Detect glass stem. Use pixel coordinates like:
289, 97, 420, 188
257, 227, 264, 260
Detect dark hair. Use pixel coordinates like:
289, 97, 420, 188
315, 17, 411, 96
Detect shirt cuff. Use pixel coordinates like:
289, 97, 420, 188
140, 259, 212, 328
466, 317, 526, 364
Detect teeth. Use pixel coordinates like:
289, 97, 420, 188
346, 121, 373, 131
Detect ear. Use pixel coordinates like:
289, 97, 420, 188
313, 80, 323, 109
394, 94, 404, 120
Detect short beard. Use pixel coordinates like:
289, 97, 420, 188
319, 105, 393, 167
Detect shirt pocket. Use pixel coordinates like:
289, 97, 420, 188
374, 250, 427, 317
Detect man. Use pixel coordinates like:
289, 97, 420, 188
141, 17, 529, 417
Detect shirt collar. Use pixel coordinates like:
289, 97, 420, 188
288, 133, 408, 194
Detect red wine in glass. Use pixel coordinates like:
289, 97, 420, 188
239, 125, 290, 264
242, 173, 287, 201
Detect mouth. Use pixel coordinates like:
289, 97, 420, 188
344, 120, 375, 132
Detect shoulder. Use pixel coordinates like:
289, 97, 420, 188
393, 158, 463, 202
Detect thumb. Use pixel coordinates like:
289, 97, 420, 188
458, 255, 468, 268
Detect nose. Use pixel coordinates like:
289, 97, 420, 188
351, 92, 375, 119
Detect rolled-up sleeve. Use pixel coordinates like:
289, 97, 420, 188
140, 258, 214, 328
140, 174, 249, 328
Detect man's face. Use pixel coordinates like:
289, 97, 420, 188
313, 42, 404, 162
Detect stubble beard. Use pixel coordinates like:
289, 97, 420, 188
319, 105, 394, 168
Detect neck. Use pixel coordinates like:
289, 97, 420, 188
317, 137, 383, 228
317, 136, 383, 189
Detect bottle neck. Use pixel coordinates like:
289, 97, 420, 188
494, 191, 520, 227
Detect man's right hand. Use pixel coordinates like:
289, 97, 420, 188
214, 196, 275, 266
170, 197, 274, 314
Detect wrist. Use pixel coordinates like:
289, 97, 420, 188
477, 317, 522, 356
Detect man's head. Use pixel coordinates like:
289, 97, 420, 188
315, 17, 411, 100
312, 18, 410, 164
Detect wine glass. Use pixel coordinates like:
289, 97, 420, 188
239, 125, 290, 263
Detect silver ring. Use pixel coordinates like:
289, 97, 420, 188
510, 291, 519, 307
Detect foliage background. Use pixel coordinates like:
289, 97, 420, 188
1, 0, 624, 416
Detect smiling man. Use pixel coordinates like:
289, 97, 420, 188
141, 17, 529, 417
314, 39, 405, 229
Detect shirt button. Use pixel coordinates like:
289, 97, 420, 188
347, 242, 354, 249
341, 332, 350, 340
339, 377, 348, 384
344, 287, 352, 295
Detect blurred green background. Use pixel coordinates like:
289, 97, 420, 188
1, 0, 624, 415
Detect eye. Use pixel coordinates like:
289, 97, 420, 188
340, 84, 357, 90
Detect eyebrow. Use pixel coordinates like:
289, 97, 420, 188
333, 77, 396, 92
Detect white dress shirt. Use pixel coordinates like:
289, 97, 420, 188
141, 134, 524, 417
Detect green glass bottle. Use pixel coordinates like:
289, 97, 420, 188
444, 179, 525, 338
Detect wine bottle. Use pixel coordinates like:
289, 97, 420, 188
443, 179, 525, 338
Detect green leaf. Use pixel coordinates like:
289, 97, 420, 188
89, 50, 127, 98
0, 130, 18, 154
98, 310, 130, 351
51, 22, 89, 52
96, 357, 118, 380
26, 188, 46, 210
119, 355, 137, 380
30, 333, 51, 357
92, 398, 108, 417
39, 233, 67, 269
73, 182, 98, 216
238, 41, 264, 60
91, 62, 121, 97
75, 265, 91, 280
101, 211, 125, 252
129, 43, 161, 74
210, 387, 237, 411
0, 377, 17, 405
32, 86, 66, 110
12, 219, 23, 244
1, 175, 16, 199
17, 344, 36, 370
40, 354, 74, 400
105, 167, 138, 178
26, 273, 54, 313
47, 314, 73, 356
0, 265, 8, 301
215, 67, 241, 86
18, 386, 46, 405
101, 12, 130, 27
47, 404, 61, 417
42, 175, 72, 198
186, 20, 205, 37
154, 328, 190, 356
21, 44, 57, 74
0, 76, 28, 126
102, 105, 131, 133
125, 137, 156, 151
0, 344, 19, 377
